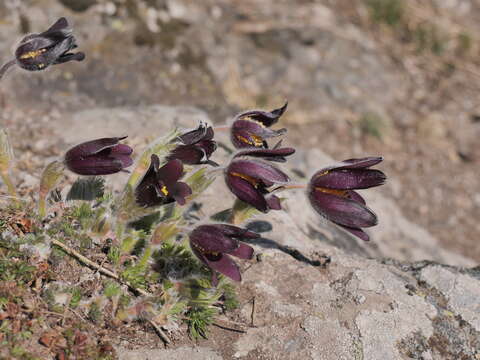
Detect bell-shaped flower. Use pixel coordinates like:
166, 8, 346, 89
225, 156, 290, 212
15, 17, 84, 71
308, 157, 386, 241
168, 123, 217, 165
189, 224, 257, 283
135, 155, 192, 207
231, 103, 288, 149
65, 136, 133, 176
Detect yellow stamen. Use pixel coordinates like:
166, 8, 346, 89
230, 171, 259, 187
19, 48, 47, 60
160, 185, 169, 196
236, 133, 264, 147
315, 187, 348, 198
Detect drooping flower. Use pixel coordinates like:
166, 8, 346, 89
231, 103, 288, 149
225, 156, 290, 212
135, 154, 192, 207
15, 17, 84, 72
189, 224, 257, 283
308, 157, 386, 241
65, 137, 133, 176
168, 123, 217, 165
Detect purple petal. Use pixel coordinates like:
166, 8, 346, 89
235, 102, 288, 127
311, 169, 386, 190
168, 145, 204, 165
44, 18, 69, 34
190, 226, 239, 253
208, 224, 260, 239
228, 159, 289, 184
340, 226, 370, 241
66, 155, 124, 175
347, 190, 366, 205
178, 123, 211, 145
336, 157, 383, 170
234, 147, 295, 162
55, 52, 85, 63
110, 144, 133, 155
156, 159, 183, 186
266, 194, 282, 210
309, 190, 378, 228
204, 254, 241, 282
65, 137, 128, 159
112, 154, 133, 168
170, 181, 192, 205
226, 173, 268, 212
231, 120, 286, 149
228, 243, 254, 259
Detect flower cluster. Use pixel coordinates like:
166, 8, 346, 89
0, 16, 387, 342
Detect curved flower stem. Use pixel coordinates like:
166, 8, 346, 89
0, 170, 18, 205
272, 183, 307, 194
213, 124, 230, 132
0, 60, 16, 81
50, 238, 150, 297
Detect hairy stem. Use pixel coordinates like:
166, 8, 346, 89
51, 238, 150, 297
0, 60, 16, 81
0, 170, 18, 204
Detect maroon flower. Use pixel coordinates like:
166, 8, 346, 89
168, 123, 217, 165
65, 136, 133, 175
231, 103, 288, 149
225, 157, 290, 212
15, 17, 84, 72
135, 155, 192, 207
189, 224, 257, 284
308, 157, 386, 241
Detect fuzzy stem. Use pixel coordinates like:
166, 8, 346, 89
51, 238, 150, 297
38, 197, 47, 218
278, 183, 307, 191
0, 170, 18, 204
213, 124, 231, 132
0, 60, 15, 81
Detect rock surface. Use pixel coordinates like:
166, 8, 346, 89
58, 105, 479, 359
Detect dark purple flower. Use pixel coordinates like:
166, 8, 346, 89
135, 155, 192, 207
189, 224, 257, 283
65, 136, 133, 176
15, 17, 84, 71
308, 157, 386, 241
225, 158, 290, 212
231, 103, 288, 149
168, 123, 217, 165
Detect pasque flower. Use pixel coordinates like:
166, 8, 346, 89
231, 103, 288, 149
225, 147, 294, 212
135, 154, 192, 207
168, 123, 217, 165
15, 17, 84, 71
65, 137, 133, 175
189, 224, 257, 283
308, 157, 386, 241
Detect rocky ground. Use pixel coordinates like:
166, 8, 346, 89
1, 0, 480, 359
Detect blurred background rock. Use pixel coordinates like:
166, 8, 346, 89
0, 0, 479, 261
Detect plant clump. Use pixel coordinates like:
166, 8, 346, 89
0, 17, 386, 358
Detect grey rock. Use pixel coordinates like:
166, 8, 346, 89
56, 105, 480, 360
